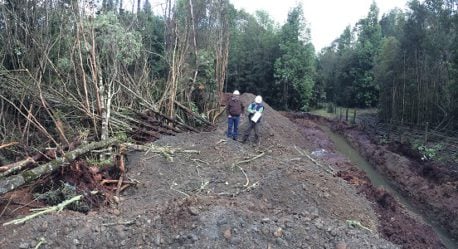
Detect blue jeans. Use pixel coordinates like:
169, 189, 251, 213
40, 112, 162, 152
227, 116, 240, 139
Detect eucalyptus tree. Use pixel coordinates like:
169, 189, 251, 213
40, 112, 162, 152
390, 0, 457, 128
374, 9, 406, 122
375, 36, 402, 121
227, 10, 280, 105
274, 4, 315, 110
317, 26, 355, 108
350, 2, 382, 107
136, 1, 166, 80
158, 0, 233, 119
316, 0, 458, 131
451, 2, 458, 130
379, 8, 406, 38
318, 3, 382, 108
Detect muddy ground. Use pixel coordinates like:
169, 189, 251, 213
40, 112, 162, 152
327, 117, 458, 243
0, 93, 449, 248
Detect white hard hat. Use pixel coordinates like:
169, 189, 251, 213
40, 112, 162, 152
233, 90, 240, 95
255, 95, 262, 103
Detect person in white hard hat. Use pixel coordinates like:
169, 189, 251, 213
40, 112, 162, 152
242, 95, 264, 144
226, 90, 244, 140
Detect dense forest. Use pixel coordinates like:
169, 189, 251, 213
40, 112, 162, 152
0, 0, 457, 159
317, 0, 458, 132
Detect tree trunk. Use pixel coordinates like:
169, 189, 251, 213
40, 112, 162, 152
0, 157, 36, 178
0, 137, 118, 195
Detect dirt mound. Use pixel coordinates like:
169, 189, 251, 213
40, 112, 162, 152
219, 93, 310, 149
0, 99, 400, 248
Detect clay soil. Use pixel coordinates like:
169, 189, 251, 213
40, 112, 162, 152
328, 117, 458, 245
0, 94, 449, 249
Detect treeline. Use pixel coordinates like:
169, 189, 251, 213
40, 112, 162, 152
0, 0, 457, 157
0, 0, 233, 157
0, 0, 317, 158
226, 6, 315, 111
317, 0, 458, 131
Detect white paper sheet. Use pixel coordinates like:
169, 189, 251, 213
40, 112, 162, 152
251, 112, 262, 123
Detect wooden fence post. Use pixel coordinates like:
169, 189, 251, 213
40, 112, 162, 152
352, 109, 357, 124
424, 122, 429, 144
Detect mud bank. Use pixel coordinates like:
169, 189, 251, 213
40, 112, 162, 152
285, 112, 449, 249
332, 121, 458, 242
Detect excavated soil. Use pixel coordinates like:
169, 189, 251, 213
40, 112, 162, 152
329, 119, 458, 244
0, 94, 447, 248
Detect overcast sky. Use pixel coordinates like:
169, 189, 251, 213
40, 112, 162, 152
230, 0, 409, 51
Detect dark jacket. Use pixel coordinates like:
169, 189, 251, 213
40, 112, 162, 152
226, 97, 244, 116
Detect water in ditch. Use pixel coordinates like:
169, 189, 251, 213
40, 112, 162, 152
319, 125, 457, 249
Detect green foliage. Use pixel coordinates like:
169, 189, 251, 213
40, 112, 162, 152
92, 12, 142, 65
318, 3, 383, 108
414, 143, 443, 161
137, 9, 166, 78
86, 157, 114, 167
197, 50, 217, 90
318, 0, 458, 134
114, 131, 128, 142
376, 0, 457, 127
227, 9, 280, 105
274, 4, 315, 110
34, 182, 90, 212
348, 3, 382, 107
378, 134, 389, 145
57, 57, 72, 72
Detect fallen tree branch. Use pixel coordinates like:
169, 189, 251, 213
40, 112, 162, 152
216, 139, 226, 145
346, 220, 373, 233
102, 220, 135, 226
0, 195, 13, 218
0, 138, 118, 195
217, 181, 260, 197
191, 158, 210, 165
210, 107, 226, 124
100, 179, 138, 185
124, 143, 200, 162
143, 109, 199, 133
3, 195, 82, 226
115, 149, 126, 197
170, 182, 190, 197
34, 237, 46, 249
229, 152, 265, 188
232, 151, 265, 168
0, 157, 36, 177
113, 111, 179, 135
0, 142, 18, 150
174, 100, 213, 126
236, 165, 250, 187
294, 146, 335, 174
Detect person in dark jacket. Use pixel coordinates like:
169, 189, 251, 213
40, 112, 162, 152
226, 90, 244, 140
242, 95, 264, 144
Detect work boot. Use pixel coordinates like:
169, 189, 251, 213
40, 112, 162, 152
254, 136, 260, 146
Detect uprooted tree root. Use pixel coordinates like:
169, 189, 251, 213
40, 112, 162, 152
0, 157, 133, 224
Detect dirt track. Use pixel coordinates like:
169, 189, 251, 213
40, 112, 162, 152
0, 93, 449, 248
